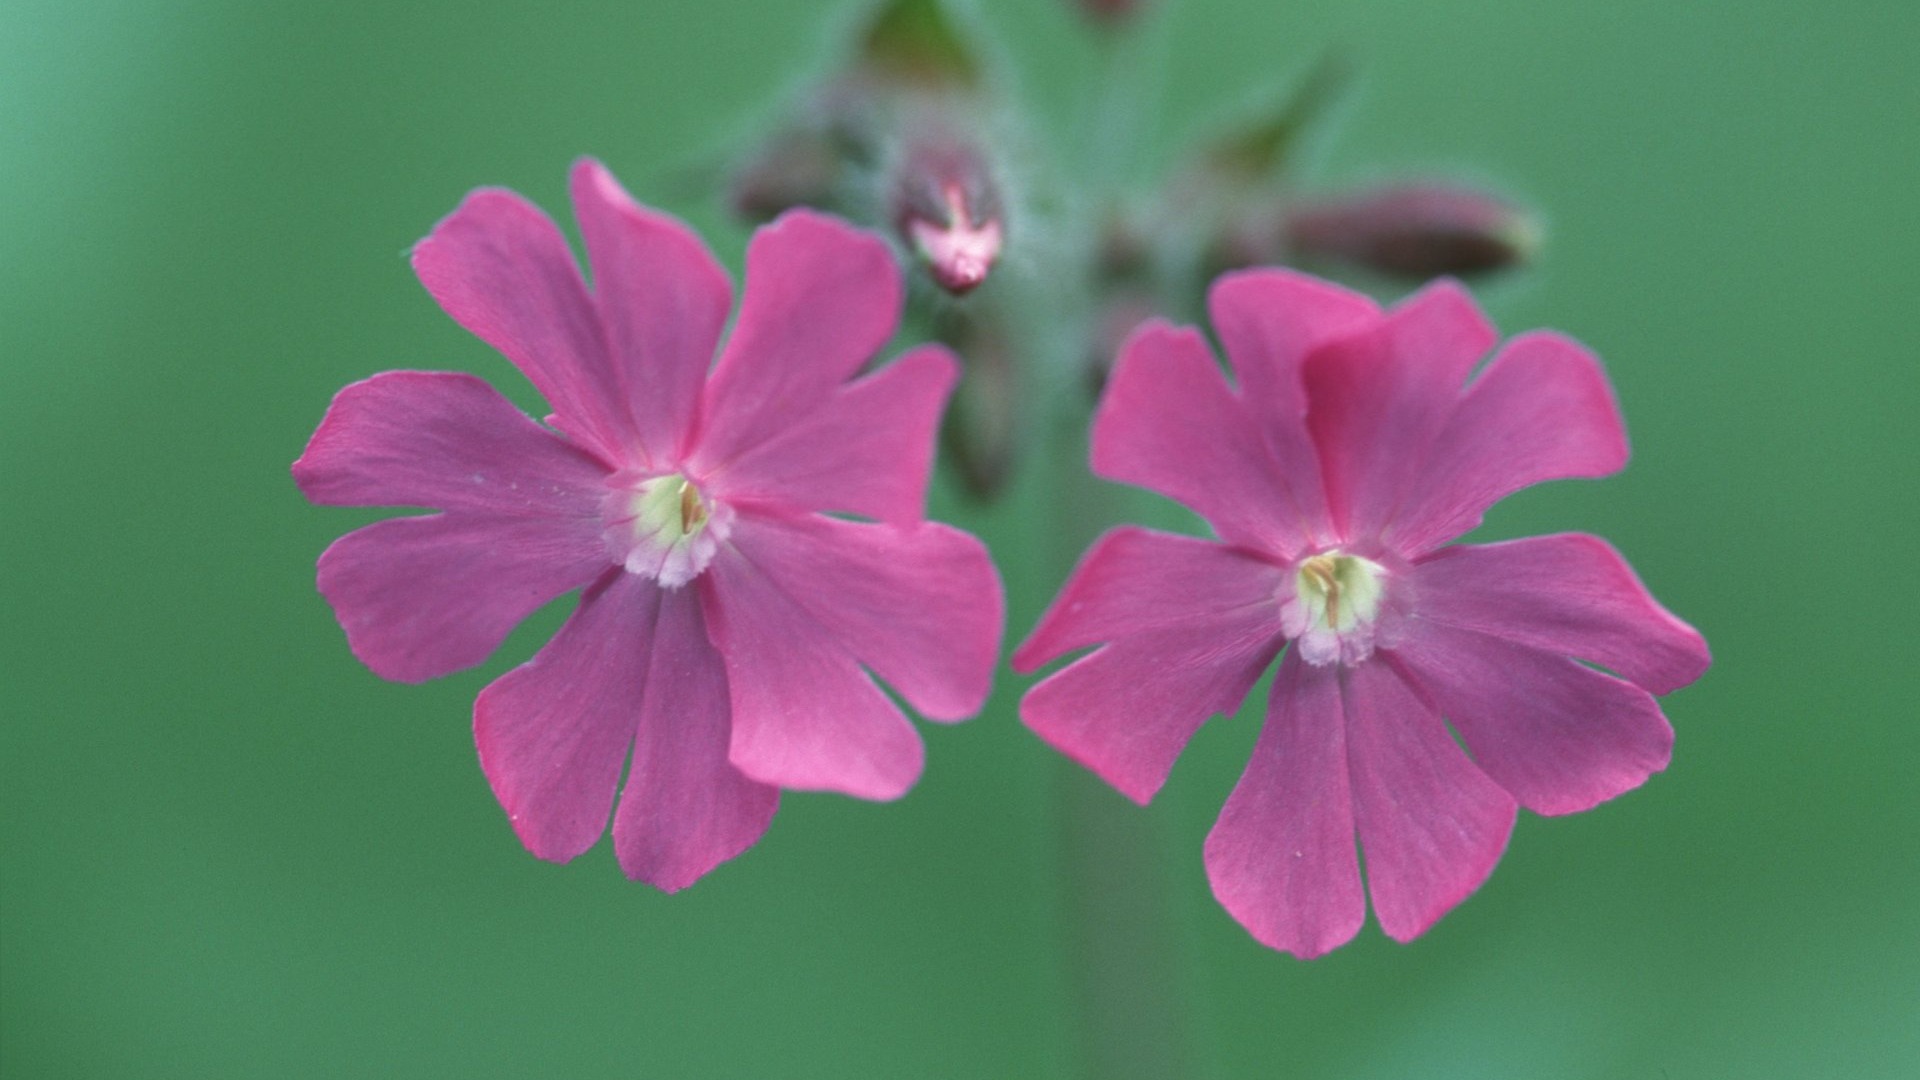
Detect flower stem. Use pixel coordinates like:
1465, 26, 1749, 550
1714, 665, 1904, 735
1042, 413, 1203, 1080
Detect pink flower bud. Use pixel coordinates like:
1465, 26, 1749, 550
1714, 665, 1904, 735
892, 138, 1005, 295
1285, 184, 1540, 278
1073, 0, 1148, 28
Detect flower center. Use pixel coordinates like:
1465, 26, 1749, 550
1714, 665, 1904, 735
1281, 550, 1388, 667
603, 473, 733, 588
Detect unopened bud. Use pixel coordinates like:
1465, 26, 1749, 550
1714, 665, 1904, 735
1285, 184, 1539, 278
932, 304, 1020, 499
892, 138, 1005, 295
1085, 291, 1159, 397
727, 127, 847, 221
1073, 0, 1148, 28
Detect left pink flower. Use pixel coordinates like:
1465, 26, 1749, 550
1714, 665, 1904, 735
294, 159, 1004, 891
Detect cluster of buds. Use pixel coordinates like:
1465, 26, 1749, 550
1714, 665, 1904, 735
720, 0, 1541, 498
728, 0, 1009, 300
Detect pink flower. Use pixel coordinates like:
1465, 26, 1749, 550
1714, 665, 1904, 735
294, 159, 1003, 890
1014, 270, 1709, 957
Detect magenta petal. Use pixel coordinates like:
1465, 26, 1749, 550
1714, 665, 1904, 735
1392, 624, 1675, 816
1386, 332, 1630, 554
703, 547, 926, 800
315, 513, 607, 683
694, 211, 903, 471
1015, 530, 1285, 804
293, 370, 608, 515
569, 158, 733, 466
1346, 659, 1516, 943
712, 344, 958, 525
1092, 321, 1318, 556
1412, 533, 1709, 694
1014, 526, 1284, 670
1203, 654, 1364, 958
725, 513, 1001, 722
411, 188, 635, 464
612, 587, 779, 892
1208, 269, 1379, 540
472, 572, 654, 863
1304, 280, 1496, 542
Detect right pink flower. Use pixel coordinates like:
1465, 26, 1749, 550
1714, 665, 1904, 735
1014, 269, 1710, 958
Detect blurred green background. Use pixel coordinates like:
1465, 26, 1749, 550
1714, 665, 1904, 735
4, 0, 1916, 1076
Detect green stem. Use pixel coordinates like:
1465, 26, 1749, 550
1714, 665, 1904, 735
1042, 412, 1201, 1080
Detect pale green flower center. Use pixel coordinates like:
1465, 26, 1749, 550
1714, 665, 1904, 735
1283, 550, 1388, 666
606, 473, 731, 588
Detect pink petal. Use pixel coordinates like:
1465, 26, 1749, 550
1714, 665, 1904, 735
1013, 526, 1285, 669
315, 513, 608, 683
569, 158, 734, 467
1303, 280, 1496, 543
1203, 654, 1364, 958
1391, 623, 1675, 816
1385, 331, 1630, 554
702, 546, 926, 801
1411, 533, 1709, 694
710, 344, 958, 525
1091, 321, 1318, 556
1207, 269, 1380, 542
292, 370, 608, 515
1346, 658, 1516, 943
471, 571, 654, 863
693, 211, 903, 472
1015, 530, 1286, 804
612, 586, 779, 892
723, 513, 1001, 722
411, 187, 636, 466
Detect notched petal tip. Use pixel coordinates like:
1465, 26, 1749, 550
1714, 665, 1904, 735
409, 186, 540, 264
1501, 328, 1631, 472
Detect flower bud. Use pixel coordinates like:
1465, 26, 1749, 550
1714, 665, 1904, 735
727, 127, 847, 221
931, 303, 1020, 499
1073, 0, 1148, 29
1284, 184, 1540, 278
891, 136, 1006, 295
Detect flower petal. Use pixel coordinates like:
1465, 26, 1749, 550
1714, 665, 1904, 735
1346, 658, 1516, 943
1303, 280, 1496, 543
702, 546, 926, 801
1411, 533, 1709, 694
711, 344, 958, 525
612, 586, 779, 891
292, 370, 608, 515
1391, 623, 1675, 816
569, 158, 733, 466
1203, 654, 1364, 958
724, 512, 1001, 722
471, 571, 654, 863
315, 512, 607, 683
1208, 269, 1380, 541
1092, 321, 1318, 556
1016, 530, 1286, 804
1385, 332, 1630, 554
1014, 526, 1285, 669
693, 210, 903, 472
411, 187, 634, 464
